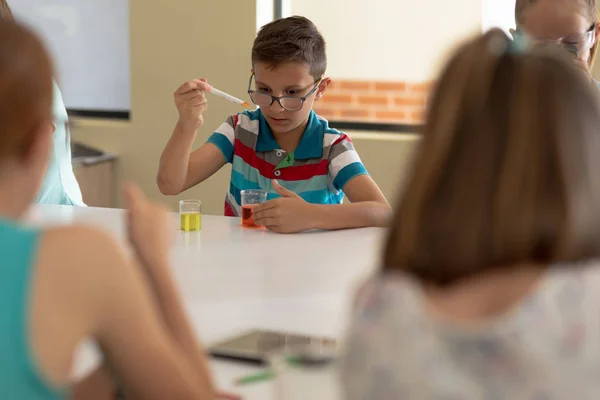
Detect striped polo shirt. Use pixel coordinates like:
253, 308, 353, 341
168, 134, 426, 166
207, 109, 369, 217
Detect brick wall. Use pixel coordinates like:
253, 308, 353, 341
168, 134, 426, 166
314, 79, 433, 125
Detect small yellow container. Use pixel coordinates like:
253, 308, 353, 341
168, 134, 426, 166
179, 200, 202, 232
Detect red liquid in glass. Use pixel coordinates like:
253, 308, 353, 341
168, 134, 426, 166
241, 205, 261, 228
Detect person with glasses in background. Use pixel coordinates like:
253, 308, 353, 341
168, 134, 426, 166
0, 0, 84, 206
158, 16, 390, 233
511, 0, 600, 85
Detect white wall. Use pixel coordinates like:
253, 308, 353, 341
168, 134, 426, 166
289, 0, 482, 82
482, 0, 516, 33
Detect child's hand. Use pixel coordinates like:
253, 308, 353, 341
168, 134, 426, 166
252, 180, 316, 233
174, 78, 210, 129
215, 391, 242, 400
123, 183, 172, 268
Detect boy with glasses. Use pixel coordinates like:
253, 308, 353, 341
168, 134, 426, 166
158, 16, 390, 233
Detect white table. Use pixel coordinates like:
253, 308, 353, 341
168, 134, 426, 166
26, 205, 384, 399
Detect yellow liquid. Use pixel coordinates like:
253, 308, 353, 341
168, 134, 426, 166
180, 212, 201, 232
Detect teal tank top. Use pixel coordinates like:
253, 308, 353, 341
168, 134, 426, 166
35, 82, 85, 206
0, 219, 66, 399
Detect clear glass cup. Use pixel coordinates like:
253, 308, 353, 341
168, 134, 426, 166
270, 344, 341, 400
240, 189, 267, 228
179, 200, 202, 232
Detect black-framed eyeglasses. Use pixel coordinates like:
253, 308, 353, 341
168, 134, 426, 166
247, 74, 323, 112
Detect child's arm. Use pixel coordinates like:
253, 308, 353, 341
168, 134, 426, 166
311, 175, 391, 229
253, 178, 390, 233
157, 79, 227, 195
158, 123, 226, 195
70, 365, 116, 400
310, 134, 392, 229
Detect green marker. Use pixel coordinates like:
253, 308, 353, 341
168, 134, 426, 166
234, 370, 276, 386
234, 354, 334, 386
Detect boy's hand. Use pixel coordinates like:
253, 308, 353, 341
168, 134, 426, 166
252, 180, 316, 233
174, 78, 210, 129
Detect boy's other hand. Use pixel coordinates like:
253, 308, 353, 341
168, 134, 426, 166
252, 180, 316, 233
174, 78, 210, 129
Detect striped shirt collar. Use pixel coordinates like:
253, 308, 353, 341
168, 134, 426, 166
255, 109, 324, 160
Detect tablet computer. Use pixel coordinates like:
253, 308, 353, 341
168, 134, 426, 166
208, 329, 338, 365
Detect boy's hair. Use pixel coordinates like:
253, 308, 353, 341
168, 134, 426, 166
0, 20, 53, 158
383, 29, 600, 286
0, 0, 14, 21
515, 0, 599, 66
252, 16, 326, 80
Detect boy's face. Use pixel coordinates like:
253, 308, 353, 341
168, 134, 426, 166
252, 62, 328, 136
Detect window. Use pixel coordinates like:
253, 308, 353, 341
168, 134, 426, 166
257, 0, 276, 31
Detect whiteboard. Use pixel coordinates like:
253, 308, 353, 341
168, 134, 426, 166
11, 0, 130, 112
